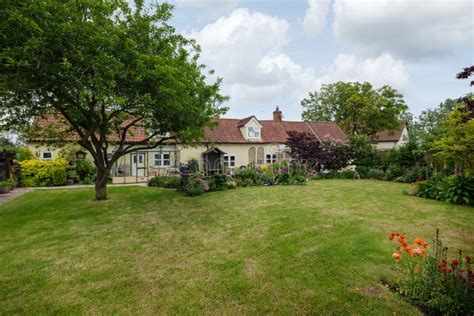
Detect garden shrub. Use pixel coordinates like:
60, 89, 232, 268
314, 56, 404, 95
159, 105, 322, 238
275, 173, 291, 185
75, 159, 95, 182
324, 170, 358, 179
15, 147, 33, 161
415, 174, 474, 206
226, 180, 237, 189
19, 159, 68, 187
385, 164, 404, 181
51, 168, 67, 186
239, 178, 255, 187
366, 168, 386, 180
260, 172, 276, 185
209, 174, 228, 191
235, 167, 260, 183
148, 175, 181, 189
183, 177, 208, 196
386, 230, 474, 315
0, 179, 13, 193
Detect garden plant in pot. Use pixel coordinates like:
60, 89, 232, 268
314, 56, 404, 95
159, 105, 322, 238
0, 179, 13, 194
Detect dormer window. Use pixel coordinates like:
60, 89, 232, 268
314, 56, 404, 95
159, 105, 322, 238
248, 126, 260, 138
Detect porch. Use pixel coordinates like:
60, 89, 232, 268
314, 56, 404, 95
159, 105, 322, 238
111, 147, 180, 184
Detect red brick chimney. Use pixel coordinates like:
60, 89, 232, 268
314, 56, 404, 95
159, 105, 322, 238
273, 106, 282, 122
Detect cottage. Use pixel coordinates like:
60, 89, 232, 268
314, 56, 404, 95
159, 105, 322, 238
372, 123, 409, 150
27, 107, 347, 183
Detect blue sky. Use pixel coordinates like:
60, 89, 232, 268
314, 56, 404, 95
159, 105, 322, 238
167, 0, 473, 120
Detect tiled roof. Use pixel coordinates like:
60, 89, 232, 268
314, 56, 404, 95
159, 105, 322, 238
30, 113, 347, 145
29, 113, 147, 143
374, 124, 405, 142
204, 118, 347, 143
237, 116, 258, 127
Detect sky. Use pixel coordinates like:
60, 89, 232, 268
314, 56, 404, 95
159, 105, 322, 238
163, 0, 474, 121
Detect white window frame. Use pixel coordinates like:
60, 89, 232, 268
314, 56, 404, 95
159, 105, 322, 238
224, 154, 236, 168
40, 151, 52, 160
154, 153, 170, 167
247, 126, 260, 139
266, 153, 277, 164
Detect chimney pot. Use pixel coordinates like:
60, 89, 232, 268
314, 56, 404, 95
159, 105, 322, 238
273, 106, 282, 122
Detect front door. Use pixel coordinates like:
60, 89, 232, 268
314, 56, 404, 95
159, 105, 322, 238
131, 153, 145, 177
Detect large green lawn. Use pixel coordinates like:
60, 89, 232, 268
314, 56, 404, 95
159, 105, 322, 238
0, 180, 473, 315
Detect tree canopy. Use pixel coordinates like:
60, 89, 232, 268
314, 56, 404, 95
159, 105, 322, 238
0, 0, 228, 199
301, 82, 408, 137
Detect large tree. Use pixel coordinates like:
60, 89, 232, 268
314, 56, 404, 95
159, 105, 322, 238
301, 82, 408, 137
0, 0, 227, 200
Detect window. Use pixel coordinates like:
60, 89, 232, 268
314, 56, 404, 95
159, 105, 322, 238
266, 154, 277, 164
248, 147, 256, 164
248, 126, 260, 138
154, 153, 170, 167
40, 151, 52, 160
224, 155, 236, 168
257, 147, 264, 165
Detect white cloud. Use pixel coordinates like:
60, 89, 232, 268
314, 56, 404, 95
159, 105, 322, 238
303, 0, 332, 35
318, 53, 409, 89
187, 8, 410, 118
333, 0, 474, 59
187, 8, 313, 107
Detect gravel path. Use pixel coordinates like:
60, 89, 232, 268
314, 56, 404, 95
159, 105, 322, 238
0, 188, 31, 206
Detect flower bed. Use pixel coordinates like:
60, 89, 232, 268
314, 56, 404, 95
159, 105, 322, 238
384, 229, 473, 314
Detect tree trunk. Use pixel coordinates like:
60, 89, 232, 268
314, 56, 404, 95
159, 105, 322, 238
95, 167, 109, 200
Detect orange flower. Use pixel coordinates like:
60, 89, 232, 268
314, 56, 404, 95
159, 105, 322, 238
411, 248, 423, 256
392, 252, 401, 262
414, 237, 423, 245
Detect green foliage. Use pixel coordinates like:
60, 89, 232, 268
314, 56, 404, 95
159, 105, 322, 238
316, 170, 359, 179
431, 101, 474, 174
349, 135, 382, 170
366, 168, 386, 180
301, 81, 408, 137
415, 175, 474, 206
235, 168, 260, 184
260, 172, 276, 185
0, 178, 13, 189
385, 164, 404, 180
275, 173, 306, 185
148, 176, 181, 189
239, 178, 255, 187
75, 159, 95, 182
58, 144, 84, 164
51, 168, 67, 186
15, 147, 33, 161
19, 159, 68, 187
208, 174, 228, 191
225, 180, 237, 189
411, 98, 459, 148
183, 178, 207, 196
